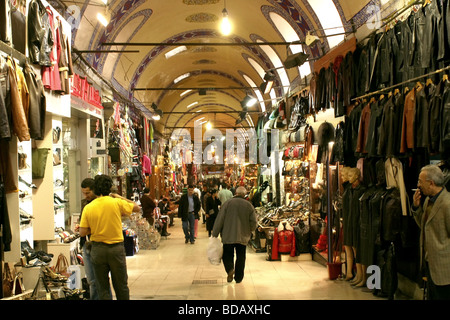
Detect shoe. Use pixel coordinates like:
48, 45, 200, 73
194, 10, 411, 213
227, 269, 234, 283
19, 176, 37, 189
161, 232, 171, 237
190, 241, 195, 244
185, 239, 189, 244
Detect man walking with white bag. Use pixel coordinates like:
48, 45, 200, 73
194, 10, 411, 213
212, 187, 257, 283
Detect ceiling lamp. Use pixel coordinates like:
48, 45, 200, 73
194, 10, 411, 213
260, 71, 275, 94
97, 2, 110, 27
151, 103, 163, 121
241, 95, 257, 108
305, 31, 320, 47
283, 51, 310, 69
206, 122, 212, 130
220, 0, 232, 36
235, 111, 247, 125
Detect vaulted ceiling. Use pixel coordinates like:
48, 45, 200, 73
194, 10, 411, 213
52, 0, 379, 138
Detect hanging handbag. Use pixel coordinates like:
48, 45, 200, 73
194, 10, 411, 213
2, 262, 14, 298
12, 272, 25, 295
32, 147, 50, 179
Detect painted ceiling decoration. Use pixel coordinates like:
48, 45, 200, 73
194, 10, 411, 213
53, 0, 384, 136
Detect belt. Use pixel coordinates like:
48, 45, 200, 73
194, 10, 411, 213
91, 241, 124, 247
189, 211, 194, 214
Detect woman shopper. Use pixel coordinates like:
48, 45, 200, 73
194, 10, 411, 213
206, 189, 221, 237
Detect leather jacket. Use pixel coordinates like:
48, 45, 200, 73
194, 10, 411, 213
378, 92, 404, 157
365, 96, 386, 157
271, 225, 296, 260
177, 193, 201, 221
0, 55, 11, 140
6, 56, 30, 142
415, 83, 436, 149
0, 182, 12, 251
442, 80, 450, 152
28, 0, 53, 66
428, 80, 445, 154
24, 64, 46, 140
356, 101, 371, 155
330, 121, 344, 164
0, 0, 11, 44
400, 87, 417, 153
422, 0, 445, 69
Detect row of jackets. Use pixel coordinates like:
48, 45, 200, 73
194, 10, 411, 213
28, 0, 74, 94
342, 78, 450, 166
1, 0, 74, 94
0, 55, 46, 193
309, 0, 450, 118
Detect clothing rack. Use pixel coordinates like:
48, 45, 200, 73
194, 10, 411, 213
0, 40, 28, 66
352, 64, 450, 101
358, 0, 425, 45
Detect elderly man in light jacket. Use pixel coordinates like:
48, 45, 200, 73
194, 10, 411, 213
212, 186, 257, 283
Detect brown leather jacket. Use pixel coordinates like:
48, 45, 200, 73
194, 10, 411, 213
6, 56, 30, 142
400, 88, 417, 153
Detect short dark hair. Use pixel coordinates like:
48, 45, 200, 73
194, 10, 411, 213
81, 178, 95, 190
94, 175, 113, 196
188, 185, 194, 189
143, 187, 150, 193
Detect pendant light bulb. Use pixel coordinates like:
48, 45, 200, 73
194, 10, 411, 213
97, 12, 109, 27
220, 8, 232, 36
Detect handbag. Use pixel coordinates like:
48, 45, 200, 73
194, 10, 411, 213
52, 253, 71, 277
32, 148, 50, 179
207, 236, 223, 265
2, 262, 14, 298
12, 272, 25, 295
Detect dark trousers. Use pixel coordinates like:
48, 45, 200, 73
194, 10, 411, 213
425, 262, 450, 300
90, 242, 130, 300
223, 244, 247, 283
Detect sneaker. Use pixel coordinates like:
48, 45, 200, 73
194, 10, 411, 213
227, 269, 234, 283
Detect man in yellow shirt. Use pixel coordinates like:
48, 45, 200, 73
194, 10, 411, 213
79, 175, 140, 300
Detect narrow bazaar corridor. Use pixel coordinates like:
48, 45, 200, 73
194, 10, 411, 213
125, 217, 392, 300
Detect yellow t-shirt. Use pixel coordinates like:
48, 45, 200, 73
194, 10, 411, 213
79, 196, 134, 244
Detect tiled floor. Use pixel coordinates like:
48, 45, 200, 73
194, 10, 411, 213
125, 218, 387, 300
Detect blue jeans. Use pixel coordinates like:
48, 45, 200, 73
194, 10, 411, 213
82, 242, 99, 300
90, 242, 129, 300
182, 213, 196, 243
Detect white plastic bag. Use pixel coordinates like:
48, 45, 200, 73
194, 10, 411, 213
207, 236, 223, 265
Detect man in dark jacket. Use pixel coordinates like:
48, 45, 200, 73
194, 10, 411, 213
178, 185, 201, 244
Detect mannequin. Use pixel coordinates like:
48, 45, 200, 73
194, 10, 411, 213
340, 167, 354, 280
346, 168, 366, 287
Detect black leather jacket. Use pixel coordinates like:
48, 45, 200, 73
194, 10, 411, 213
24, 64, 46, 140
28, 0, 52, 66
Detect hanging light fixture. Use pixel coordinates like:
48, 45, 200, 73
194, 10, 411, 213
260, 71, 276, 94
97, 3, 110, 27
240, 95, 257, 108
151, 103, 163, 121
220, 0, 232, 36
